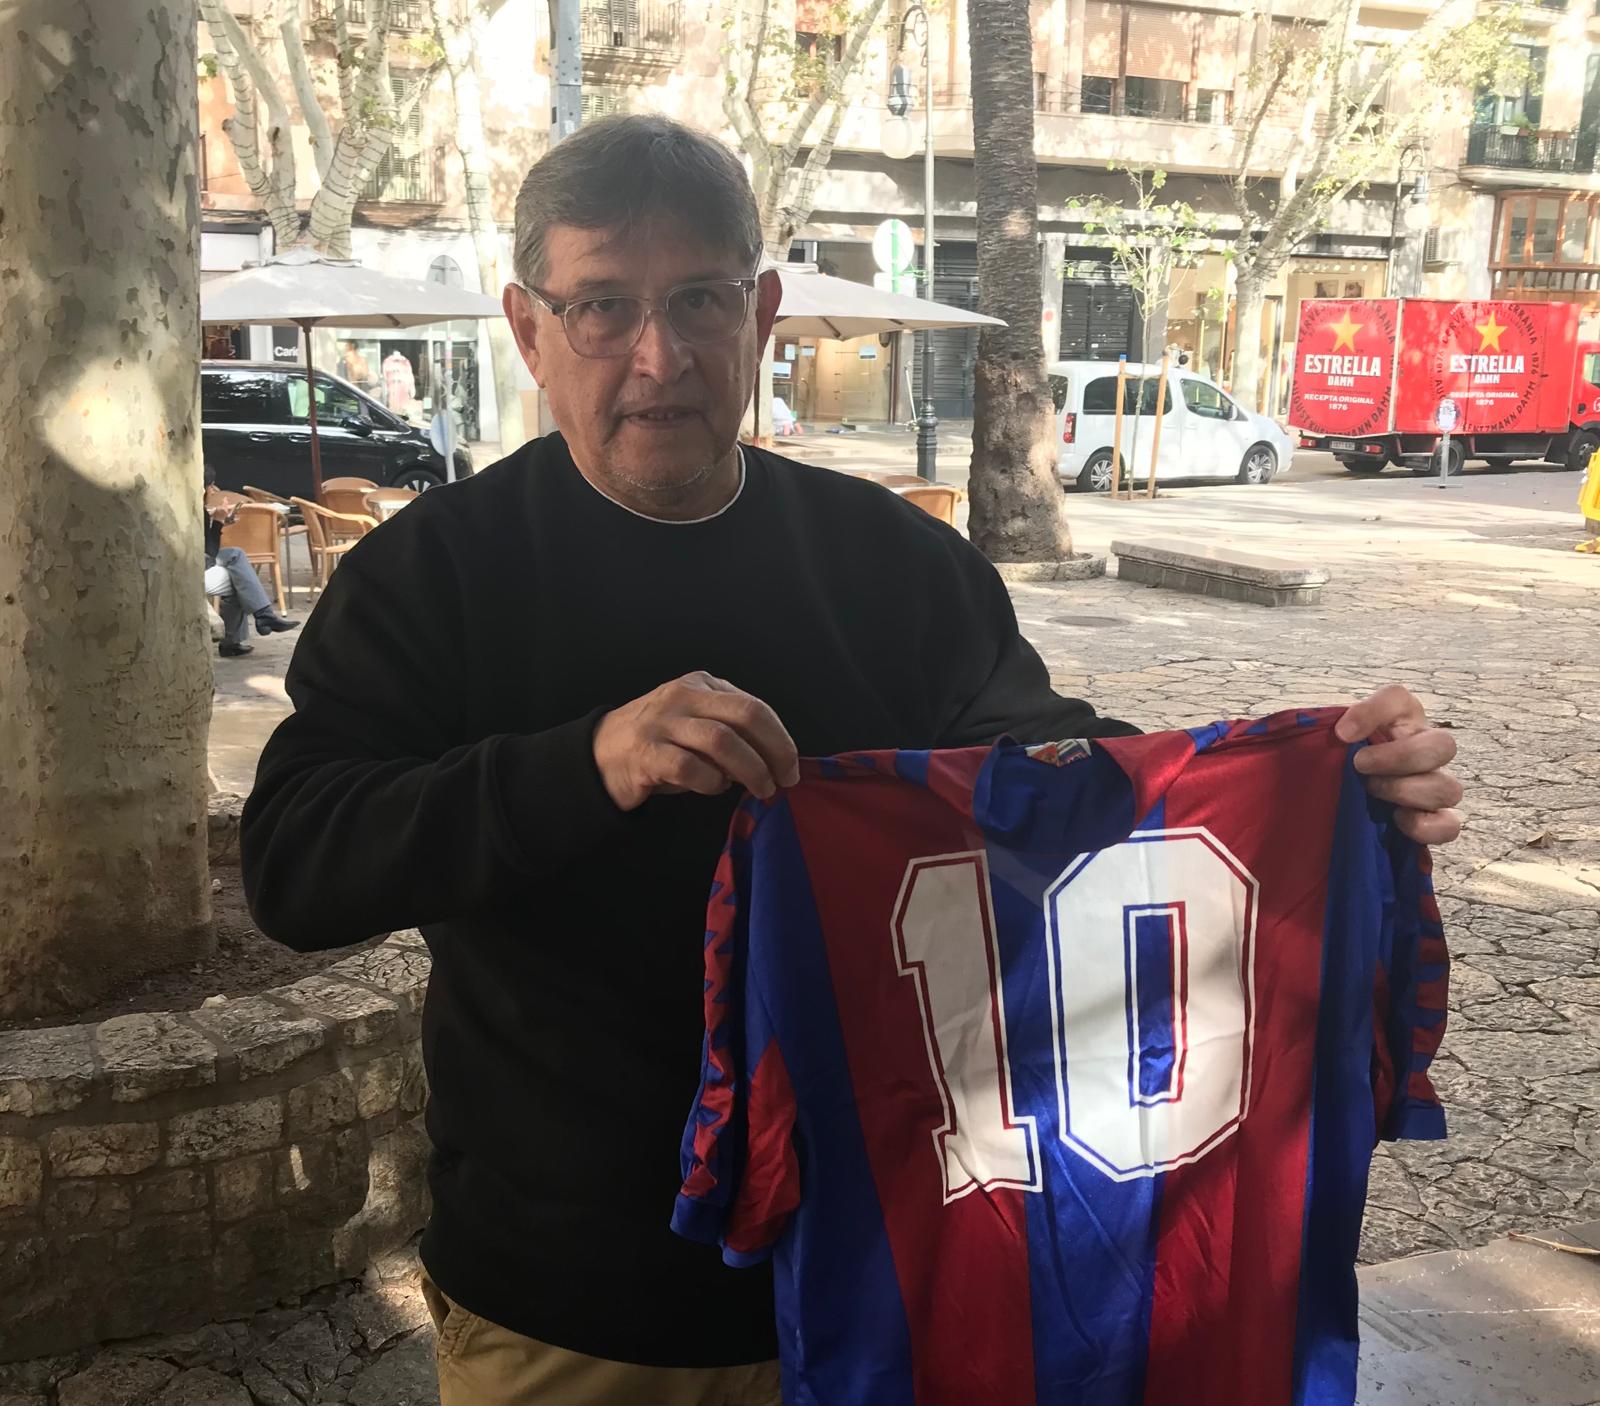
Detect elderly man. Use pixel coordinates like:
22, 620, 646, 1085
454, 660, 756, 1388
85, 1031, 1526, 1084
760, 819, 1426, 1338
242, 116, 1461, 1406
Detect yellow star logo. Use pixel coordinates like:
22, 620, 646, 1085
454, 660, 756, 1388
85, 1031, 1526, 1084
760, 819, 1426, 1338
1328, 310, 1363, 353
1476, 313, 1507, 352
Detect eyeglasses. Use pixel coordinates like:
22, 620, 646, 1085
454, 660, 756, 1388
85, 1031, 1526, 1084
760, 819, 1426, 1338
518, 275, 759, 359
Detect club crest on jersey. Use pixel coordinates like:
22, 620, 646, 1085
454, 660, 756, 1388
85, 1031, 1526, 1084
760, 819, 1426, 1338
1027, 738, 1093, 768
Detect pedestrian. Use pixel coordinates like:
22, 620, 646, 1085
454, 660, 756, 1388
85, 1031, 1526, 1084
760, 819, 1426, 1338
240, 115, 1463, 1406
204, 467, 299, 658
384, 348, 417, 416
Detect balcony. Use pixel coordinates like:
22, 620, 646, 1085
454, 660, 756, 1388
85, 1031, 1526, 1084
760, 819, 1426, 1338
1464, 124, 1598, 183
361, 146, 442, 203
580, 0, 683, 74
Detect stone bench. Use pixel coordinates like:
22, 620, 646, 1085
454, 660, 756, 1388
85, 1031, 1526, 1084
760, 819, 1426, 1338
1110, 538, 1330, 607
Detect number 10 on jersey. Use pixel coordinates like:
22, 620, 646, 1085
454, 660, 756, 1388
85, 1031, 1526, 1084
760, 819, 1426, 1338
893, 829, 1259, 1198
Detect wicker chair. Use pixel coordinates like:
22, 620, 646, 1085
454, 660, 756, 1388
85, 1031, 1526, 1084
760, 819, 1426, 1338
893, 485, 962, 526
217, 504, 288, 612
241, 485, 309, 602
291, 497, 376, 590
321, 476, 379, 493
322, 486, 381, 520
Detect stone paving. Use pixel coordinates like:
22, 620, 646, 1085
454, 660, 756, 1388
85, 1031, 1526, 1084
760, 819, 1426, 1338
1021, 471, 1600, 1265
28, 460, 1592, 1404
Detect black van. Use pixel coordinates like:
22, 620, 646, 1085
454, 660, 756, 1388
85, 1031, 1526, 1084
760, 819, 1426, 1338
201, 362, 473, 498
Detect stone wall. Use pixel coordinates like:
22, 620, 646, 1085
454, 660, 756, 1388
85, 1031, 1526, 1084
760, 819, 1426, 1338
0, 933, 432, 1364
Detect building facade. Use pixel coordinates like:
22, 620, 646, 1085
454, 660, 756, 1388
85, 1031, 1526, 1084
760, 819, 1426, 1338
197, 0, 1577, 440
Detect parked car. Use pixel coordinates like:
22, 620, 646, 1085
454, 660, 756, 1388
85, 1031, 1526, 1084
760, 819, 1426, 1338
201, 362, 472, 499
1048, 361, 1294, 492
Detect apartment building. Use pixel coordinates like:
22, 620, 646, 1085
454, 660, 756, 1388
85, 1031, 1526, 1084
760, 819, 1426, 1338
197, 0, 1501, 437
1422, 1, 1600, 327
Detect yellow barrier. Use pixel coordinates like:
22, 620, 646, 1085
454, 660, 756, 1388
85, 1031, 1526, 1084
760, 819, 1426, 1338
1579, 451, 1600, 553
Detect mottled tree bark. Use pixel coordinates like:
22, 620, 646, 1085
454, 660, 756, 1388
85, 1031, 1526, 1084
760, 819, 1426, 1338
966, 0, 1072, 562
0, 0, 214, 1019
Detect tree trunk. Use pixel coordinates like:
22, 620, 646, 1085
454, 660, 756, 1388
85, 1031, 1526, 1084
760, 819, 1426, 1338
0, 0, 213, 1020
1231, 272, 1267, 412
442, 3, 526, 451
966, 0, 1072, 561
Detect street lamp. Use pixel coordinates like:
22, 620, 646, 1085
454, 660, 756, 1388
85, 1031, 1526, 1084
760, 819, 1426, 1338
1387, 140, 1430, 298
885, 3, 938, 481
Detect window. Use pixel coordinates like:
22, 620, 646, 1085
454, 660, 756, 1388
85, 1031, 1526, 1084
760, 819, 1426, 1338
201, 370, 275, 423
1081, 76, 1115, 115
1476, 45, 1546, 127
1584, 352, 1600, 386
795, 31, 844, 63
1533, 196, 1562, 261
428, 254, 465, 288
1505, 198, 1531, 261
285, 375, 365, 425
1563, 203, 1589, 262
1196, 88, 1231, 125
1182, 378, 1232, 420
1048, 375, 1070, 411
1083, 375, 1172, 415
1123, 76, 1185, 120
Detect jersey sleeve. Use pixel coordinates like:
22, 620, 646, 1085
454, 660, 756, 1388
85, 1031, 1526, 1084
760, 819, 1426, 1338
1373, 832, 1449, 1141
672, 801, 802, 1267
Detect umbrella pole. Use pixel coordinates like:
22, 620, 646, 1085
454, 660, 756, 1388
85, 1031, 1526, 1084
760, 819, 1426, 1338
301, 318, 326, 501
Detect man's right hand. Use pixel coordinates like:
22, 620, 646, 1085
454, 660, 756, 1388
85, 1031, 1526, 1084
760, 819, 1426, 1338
592, 671, 801, 812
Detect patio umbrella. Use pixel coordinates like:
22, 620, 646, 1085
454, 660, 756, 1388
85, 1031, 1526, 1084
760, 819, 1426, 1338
770, 263, 1004, 339
200, 248, 504, 498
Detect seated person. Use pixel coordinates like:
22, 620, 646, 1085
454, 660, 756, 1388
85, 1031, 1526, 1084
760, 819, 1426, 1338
204, 465, 298, 658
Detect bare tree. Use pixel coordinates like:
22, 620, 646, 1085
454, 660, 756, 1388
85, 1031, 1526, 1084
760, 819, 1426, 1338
1, 0, 212, 1019
723, 0, 891, 436
1226, 0, 1517, 409
428, 0, 526, 450
200, 0, 444, 258
965, 0, 1072, 562
724, 0, 893, 258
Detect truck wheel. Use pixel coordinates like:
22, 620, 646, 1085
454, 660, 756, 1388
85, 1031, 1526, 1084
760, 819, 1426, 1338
1338, 455, 1386, 476
1237, 444, 1277, 485
1567, 432, 1599, 474
1076, 451, 1119, 493
1417, 440, 1464, 477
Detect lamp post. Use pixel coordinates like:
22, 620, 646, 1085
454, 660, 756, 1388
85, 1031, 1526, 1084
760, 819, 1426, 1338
885, 3, 938, 481
1387, 140, 1430, 298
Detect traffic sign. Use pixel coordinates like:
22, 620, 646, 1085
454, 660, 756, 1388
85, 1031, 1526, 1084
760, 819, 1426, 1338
1436, 398, 1459, 432
872, 218, 917, 276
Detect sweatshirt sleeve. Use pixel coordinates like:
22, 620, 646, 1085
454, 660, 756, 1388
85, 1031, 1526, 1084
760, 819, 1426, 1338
241, 548, 626, 951
934, 536, 1140, 748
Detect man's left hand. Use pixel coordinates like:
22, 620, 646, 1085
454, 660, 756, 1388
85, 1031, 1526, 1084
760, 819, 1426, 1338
1335, 685, 1463, 846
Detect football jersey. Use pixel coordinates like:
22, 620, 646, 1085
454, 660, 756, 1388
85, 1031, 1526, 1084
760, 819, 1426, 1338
671, 709, 1448, 1406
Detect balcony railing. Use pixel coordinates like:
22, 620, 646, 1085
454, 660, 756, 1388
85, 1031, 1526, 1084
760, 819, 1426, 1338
1466, 123, 1585, 171
362, 147, 441, 203
580, 0, 682, 55
311, 0, 367, 20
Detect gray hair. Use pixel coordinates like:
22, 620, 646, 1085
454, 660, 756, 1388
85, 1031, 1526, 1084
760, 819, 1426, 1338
511, 115, 763, 289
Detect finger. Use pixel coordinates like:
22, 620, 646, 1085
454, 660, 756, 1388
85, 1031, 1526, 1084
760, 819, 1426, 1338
1353, 730, 1457, 776
1362, 770, 1465, 812
668, 717, 779, 799
1335, 685, 1425, 743
654, 745, 733, 799
679, 688, 801, 788
1395, 806, 1464, 847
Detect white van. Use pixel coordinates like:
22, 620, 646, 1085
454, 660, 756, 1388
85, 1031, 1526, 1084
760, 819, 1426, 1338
1048, 361, 1295, 492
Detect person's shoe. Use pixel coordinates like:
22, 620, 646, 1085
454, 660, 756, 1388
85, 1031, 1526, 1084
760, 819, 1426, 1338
218, 641, 254, 658
254, 610, 300, 636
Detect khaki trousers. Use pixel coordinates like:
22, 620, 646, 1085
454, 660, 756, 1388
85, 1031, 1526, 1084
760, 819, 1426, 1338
420, 1272, 783, 1406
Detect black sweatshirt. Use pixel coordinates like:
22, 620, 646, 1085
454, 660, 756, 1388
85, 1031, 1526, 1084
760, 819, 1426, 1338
241, 434, 1135, 1367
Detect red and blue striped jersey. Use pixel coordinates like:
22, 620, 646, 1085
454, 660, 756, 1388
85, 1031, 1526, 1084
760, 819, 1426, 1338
672, 709, 1449, 1406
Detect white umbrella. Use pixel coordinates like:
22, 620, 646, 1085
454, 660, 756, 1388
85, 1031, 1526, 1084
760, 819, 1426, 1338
200, 249, 504, 496
770, 263, 1004, 339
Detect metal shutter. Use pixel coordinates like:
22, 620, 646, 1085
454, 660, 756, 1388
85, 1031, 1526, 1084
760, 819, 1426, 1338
1082, 1, 1123, 79
1124, 5, 1192, 83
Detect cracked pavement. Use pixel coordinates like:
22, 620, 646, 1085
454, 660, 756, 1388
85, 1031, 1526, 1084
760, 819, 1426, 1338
1005, 463, 1600, 1263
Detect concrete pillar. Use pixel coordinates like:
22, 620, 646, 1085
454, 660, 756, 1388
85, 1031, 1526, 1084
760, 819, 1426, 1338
1042, 232, 1067, 358
1065, 0, 1086, 112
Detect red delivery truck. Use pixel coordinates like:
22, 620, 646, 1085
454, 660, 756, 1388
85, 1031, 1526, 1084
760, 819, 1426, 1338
1288, 298, 1600, 476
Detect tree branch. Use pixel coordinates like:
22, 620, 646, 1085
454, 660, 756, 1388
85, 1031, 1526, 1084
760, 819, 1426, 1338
278, 0, 335, 178
774, 0, 889, 174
